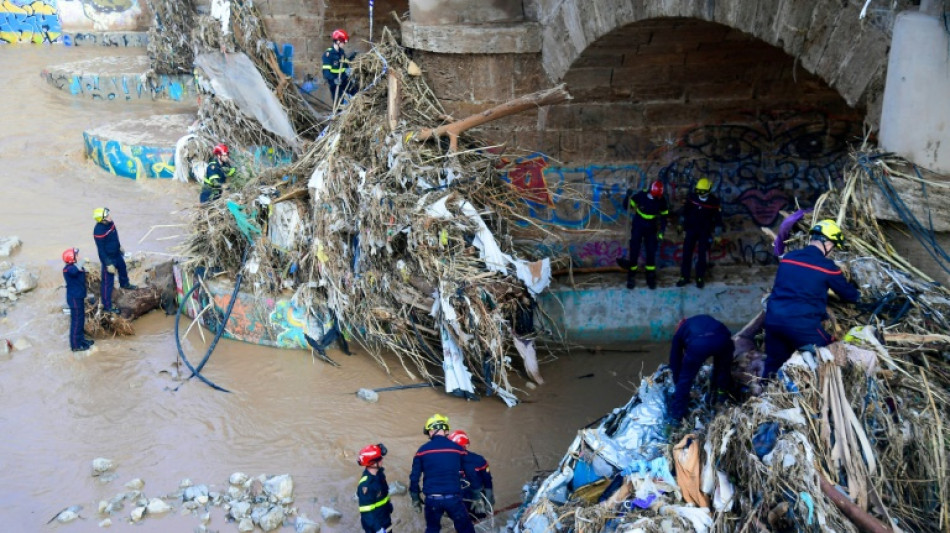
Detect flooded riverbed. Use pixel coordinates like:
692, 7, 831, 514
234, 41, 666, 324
0, 46, 667, 531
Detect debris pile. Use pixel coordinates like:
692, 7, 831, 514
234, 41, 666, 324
513, 150, 950, 532
179, 30, 566, 403
81, 258, 168, 338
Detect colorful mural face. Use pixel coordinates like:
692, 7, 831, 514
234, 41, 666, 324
504, 110, 861, 267
0, 0, 62, 43
83, 132, 176, 179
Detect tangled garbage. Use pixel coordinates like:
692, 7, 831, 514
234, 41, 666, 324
169, 16, 568, 403
513, 150, 950, 532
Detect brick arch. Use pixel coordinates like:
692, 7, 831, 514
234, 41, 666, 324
539, 0, 890, 119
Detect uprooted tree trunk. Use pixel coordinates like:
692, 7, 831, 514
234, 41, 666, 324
84, 261, 177, 337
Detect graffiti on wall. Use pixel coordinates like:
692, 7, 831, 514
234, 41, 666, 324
0, 0, 62, 43
83, 132, 176, 179
504, 110, 861, 267
57, 0, 145, 32
44, 70, 193, 101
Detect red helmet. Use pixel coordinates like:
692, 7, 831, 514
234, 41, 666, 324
357, 443, 387, 467
331, 29, 349, 43
212, 144, 229, 157
62, 248, 78, 264
649, 180, 664, 197
448, 430, 470, 448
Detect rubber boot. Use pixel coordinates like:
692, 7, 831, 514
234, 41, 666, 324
646, 270, 657, 290
626, 270, 636, 289
696, 278, 705, 289
676, 277, 690, 287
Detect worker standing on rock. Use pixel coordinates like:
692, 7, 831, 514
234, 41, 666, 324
763, 220, 859, 378
448, 430, 495, 520
323, 28, 357, 106
618, 180, 669, 290
410, 414, 484, 533
201, 144, 234, 204
357, 443, 394, 533
62, 248, 93, 352
668, 314, 734, 422
676, 177, 723, 289
93, 208, 136, 314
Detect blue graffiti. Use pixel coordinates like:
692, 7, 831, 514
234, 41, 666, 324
0, 2, 62, 44
83, 133, 176, 179
57, 73, 193, 101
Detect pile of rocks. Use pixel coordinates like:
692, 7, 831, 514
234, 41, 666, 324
52, 457, 334, 531
0, 237, 36, 315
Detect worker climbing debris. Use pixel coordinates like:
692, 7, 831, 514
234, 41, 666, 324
322, 28, 358, 107
200, 143, 235, 204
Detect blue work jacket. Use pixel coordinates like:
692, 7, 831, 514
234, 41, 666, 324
766, 245, 859, 326
63, 263, 87, 300
670, 314, 732, 358
93, 221, 121, 262
410, 435, 482, 496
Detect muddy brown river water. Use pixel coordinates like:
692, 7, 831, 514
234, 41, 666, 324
0, 46, 667, 532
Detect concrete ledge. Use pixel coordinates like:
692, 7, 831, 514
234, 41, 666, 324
42, 55, 196, 102
83, 114, 194, 180
401, 21, 541, 54
64, 31, 148, 47
539, 279, 771, 343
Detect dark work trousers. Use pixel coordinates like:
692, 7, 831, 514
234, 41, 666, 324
669, 336, 734, 421
424, 494, 475, 533
199, 187, 221, 204
67, 297, 85, 350
680, 231, 712, 280
627, 220, 659, 271
100, 254, 130, 308
763, 322, 833, 378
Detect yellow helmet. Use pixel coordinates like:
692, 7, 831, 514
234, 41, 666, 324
93, 207, 110, 222
423, 413, 450, 434
694, 178, 712, 195
810, 219, 844, 248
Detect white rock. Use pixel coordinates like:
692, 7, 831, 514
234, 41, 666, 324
179, 478, 194, 488
146, 498, 171, 514
260, 507, 286, 531
238, 517, 255, 532
263, 474, 294, 500
124, 478, 145, 490
0, 236, 20, 257
320, 506, 342, 521
12, 338, 31, 351
12, 268, 36, 293
229, 472, 249, 485
229, 501, 251, 519
227, 485, 244, 500
130, 506, 145, 522
200, 511, 210, 524
195, 494, 209, 505
295, 514, 321, 533
356, 388, 379, 403
98, 518, 112, 528
91, 457, 114, 475
98, 500, 108, 514
183, 484, 208, 502
389, 480, 407, 495
56, 509, 80, 523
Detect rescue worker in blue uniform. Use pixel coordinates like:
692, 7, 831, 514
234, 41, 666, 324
448, 430, 495, 520
93, 208, 136, 314
763, 220, 860, 378
676, 177, 723, 289
617, 180, 669, 289
62, 248, 94, 352
668, 314, 735, 422
410, 414, 484, 533
201, 143, 235, 204
323, 28, 357, 106
356, 443, 393, 533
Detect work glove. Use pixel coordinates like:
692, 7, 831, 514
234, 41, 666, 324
106, 264, 117, 275
657, 232, 664, 241
410, 492, 423, 513
471, 489, 488, 515
485, 488, 495, 506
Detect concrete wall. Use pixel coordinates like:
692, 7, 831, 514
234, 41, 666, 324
409, 0, 523, 24
56, 0, 150, 32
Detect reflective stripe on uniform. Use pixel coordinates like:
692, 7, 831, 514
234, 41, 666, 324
358, 494, 390, 513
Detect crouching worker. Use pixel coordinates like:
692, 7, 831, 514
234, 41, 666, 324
62, 248, 94, 352
93, 207, 136, 314
357, 443, 393, 533
201, 144, 235, 204
410, 414, 484, 533
668, 314, 735, 423
448, 430, 494, 520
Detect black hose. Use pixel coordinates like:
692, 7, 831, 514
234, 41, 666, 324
174, 283, 230, 393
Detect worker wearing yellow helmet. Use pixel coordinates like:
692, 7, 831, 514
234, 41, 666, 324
93, 207, 137, 314
676, 177, 723, 289
409, 414, 484, 532
762, 219, 859, 378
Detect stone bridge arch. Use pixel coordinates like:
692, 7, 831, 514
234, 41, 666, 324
538, 0, 891, 122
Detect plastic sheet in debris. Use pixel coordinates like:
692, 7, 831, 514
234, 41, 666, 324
194, 52, 299, 148
607, 378, 670, 461
268, 201, 304, 251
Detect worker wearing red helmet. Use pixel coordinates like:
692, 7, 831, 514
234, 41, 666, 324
62, 248, 94, 352
322, 28, 357, 106
448, 430, 494, 519
356, 443, 393, 533
201, 143, 235, 204
617, 180, 669, 289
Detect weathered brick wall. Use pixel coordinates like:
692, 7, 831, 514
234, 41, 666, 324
257, 0, 408, 78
